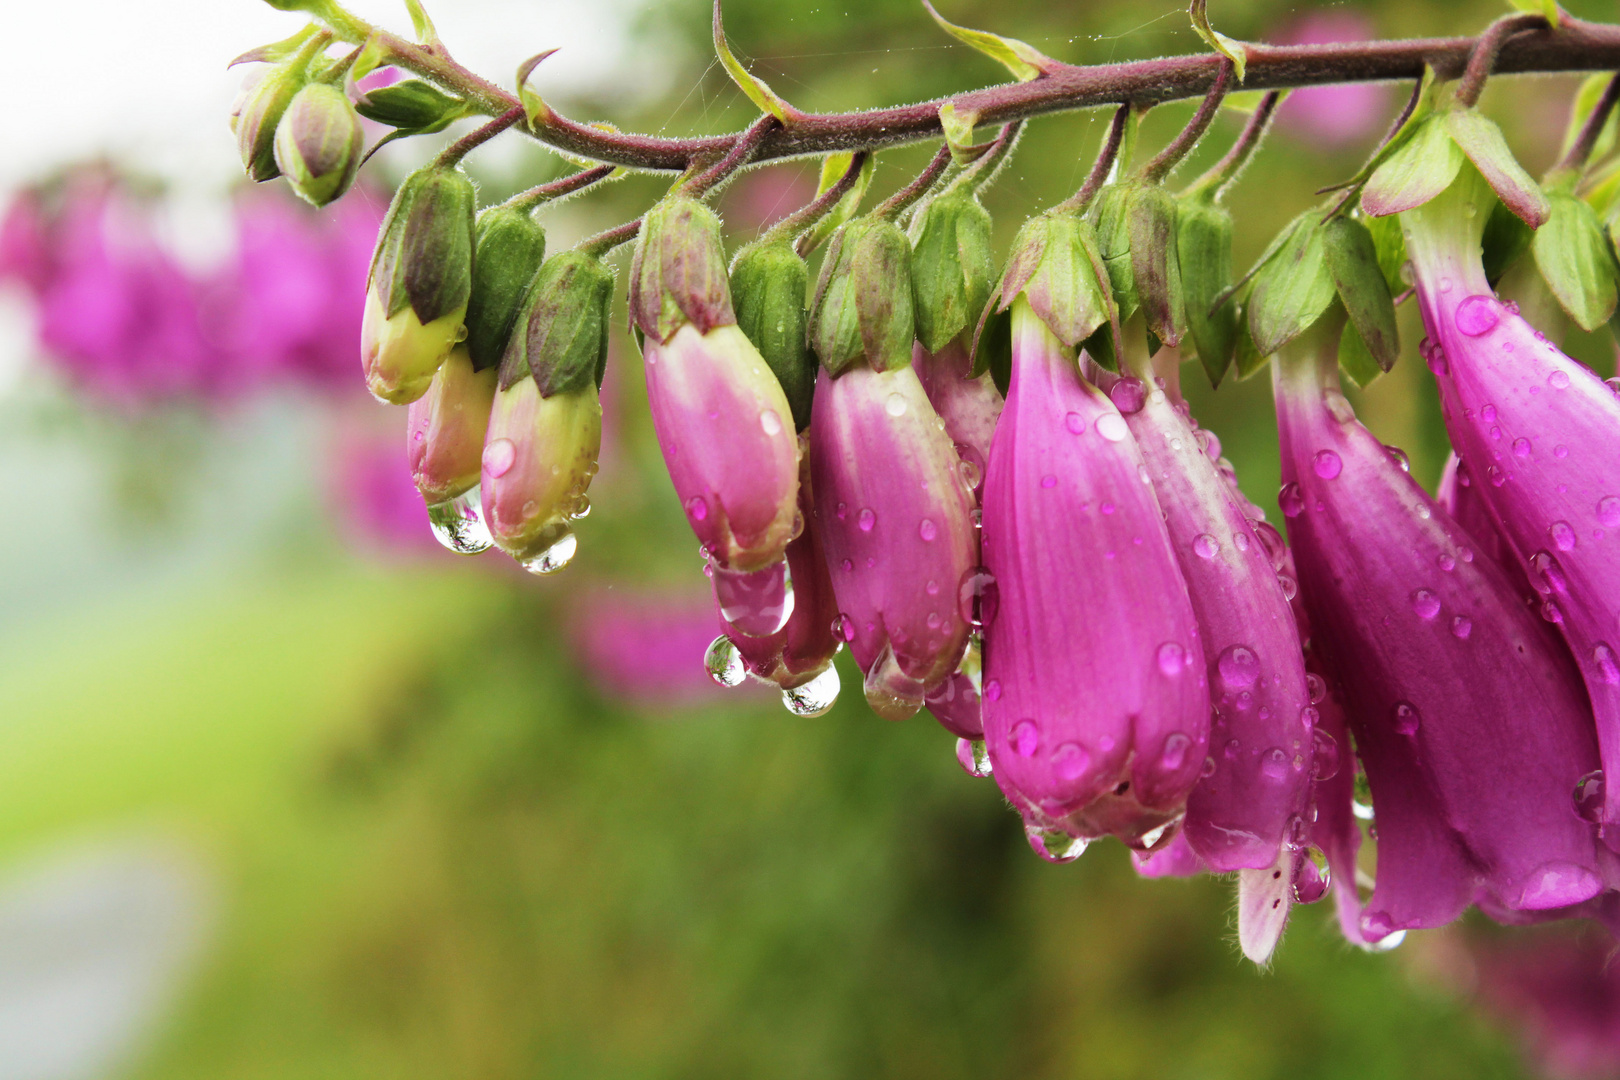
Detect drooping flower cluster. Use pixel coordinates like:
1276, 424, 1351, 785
216, 0, 1620, 965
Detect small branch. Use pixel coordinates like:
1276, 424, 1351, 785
1139, 59, 1232, 183
761, 152, 869, 247
577, 218, 642, 258
682, 114, 780, 198
499, 163, 617, 212
944, 121, 1023, 196
1185, 90, 1280, 199
1555, 71, 1620, 175
1056, 103, 1131, 213
872, 144, 954, 220
1455, 12, 1550, 108
434, 106, 525, 167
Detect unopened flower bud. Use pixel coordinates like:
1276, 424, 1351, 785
480, 375, 602, 571
629, 195, 733, 344
361, 164, 476, 404
234, 62, 306, 183
731, 239, 814, 430
464, 206, 547, 371
997, 212, 1111, 349
1175, 192, 1238, 385
810, 218, 915, 376
407, 345, 497, 505
909, 191, 995, 355
273, 82, 364, 208
504, 250, 615, 396
354, 78, 465, 132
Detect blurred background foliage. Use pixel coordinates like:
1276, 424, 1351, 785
2, 0, 1616, 1077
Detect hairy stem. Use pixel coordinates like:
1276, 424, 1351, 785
760, 152, 870, 246
872, 144, 953, 220
1138, 59, 1231, 183
434, 106, 524, 167
1056, 103, 1131, 214
1185, 90, 1280, 200
1455, 12, 1550, 108
1554, 71, 1620, 176
499, 163, 617, 212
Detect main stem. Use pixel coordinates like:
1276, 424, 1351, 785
313, 8, 1620, 173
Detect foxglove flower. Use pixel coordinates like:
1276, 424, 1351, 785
981, 297, 1209, 854
911, 339, 1001, 494
1400, 166, 1620, 839
1107, 355, 1313, 874
632, 197, 800, 612
809, 217, 977, 720
407, 344, 496, 502
1274, 331, 1611, 940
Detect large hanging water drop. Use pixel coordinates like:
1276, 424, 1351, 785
782, 665, 840, 717
426, 488, 495, 554
704, 635, 746, 687
521, 528, 577, 574
713, 559, 795, 636
1024, 823, 1088, 863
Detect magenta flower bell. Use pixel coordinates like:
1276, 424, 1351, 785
911, 337, 1002, 493
1274, 329, 1611, 941
1400, 166, 1620, 839
980, 298, 1209, 855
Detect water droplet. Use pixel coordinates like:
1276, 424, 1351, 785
704, 636, 746, 687
1550, 520, 1578, 551
782, 665, 840, 716
1009, 720, 1040, 757
958, 567, 999, 629
1052, 741, 1091, 781
1025, 823, 1088, 863
1488, 465, 1507, 487
885, 392, 907, 417
1253, 522, 1287, 569
684, 495, 709, 522
918, 518, 937, 542
1512, 437, 1532, 459
1410, 588, 1440, 620
568, 495, 592, 520
1543, 599, 1565, 624
1594, 643, 1620, 685
1279, 483, 1305, 518
1192, 533, 1219, 559
1599, 497, 1620, 528
1608, 377, 1620, 397
1424, 338, 1449, 375
521, 529, 578, 574
1064, 411, 1085, 435
713, 559, 795, 636
426, 488, 494, 555
832, 613, 856, 642
1234, 531, 1251, 552
1454, 295, 1499, 336
1549, 369, 1571, 390
858, 507, 876, 532
956, 738, 992, 777
1277, 574, 1298, 601
1306, 674, 1326, 704
1384, 445, 1410, 473
1160, 733, 1192, 771
1451, 615, 1473, 639
1096, 413, 1128, 442
1574, 769, 1605, 823
984, 679, 1002, 702
1313, 450, 1343, 480
1157, 642, 1187, 677
1311, 727, 1339, 781
1530, 550, 1569, 594
1040, 474, 1057, 489
1481, 404, 1498, 423
1393, 701, 1420, 736
1260, 747, 1289, 780
1109, 377, 1147, 414
1217, 645, 1261, 689
482, 437, 516, 479
957, 457, 981, 490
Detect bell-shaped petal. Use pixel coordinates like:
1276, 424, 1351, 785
648, 323, 800, 573
480, 375, 601, 571
1401, 166, 1620, 839
980, 299, 1209, 850
1273, 333, 1609, 940
1109, 359, 1313, 872
911, 337, 1002, 494
407, 345, 497, 504
809, 362, 977, 719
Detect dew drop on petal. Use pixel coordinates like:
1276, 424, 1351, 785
1574, 770, 1606, 824
1260, 747, 1289, 781
1277, 574, 1298, 601
482, 437, 516, 478
759, 409, 783, 436
1041, 474, 1057, 489
1157, 641, 1187, 677
1451, 615, 1473, 639
1384, 445, 1410, 473
1311, 727, 1340, 781
1599, 496, 1620, 528
1455, 295, 1499, 336
782, 665, 840, 716
1064, 411, 1086, 434
1279, 482, 1305, 518
1393, 702, 1420, 736
1109, 377, 1147, 414
832, 613, 856, 642
885, 392, 907, 417
957, 738, 993, 777
1009, 719, 1040, 757
1410, 589, 1441, 620
684, 495, 708, 522
1549, 369, 1571, 390
984, 679, 1002, 703
858, 507, 876, 532
1438, 553, 1456, 572
1513, 438, 1532, 459
521, 530, 578, 575
1217, 644, 1261, 689
1313, 450, 1343, 479
713, 559, 795, 636
958, 567, 999, 629
426, 488, 494, 555
1160, 733, 1192, 771
1096, 413, 1129, 442
1192, 533, 1219, 559
1550, 520, 1577, 551
1306, 674, 1326, 704
1052, 741, 1091, 781
704, 635, 746, 687
1488, 465, 1507, 487
919, 518, 937, 542
1594, 642, 1620, 685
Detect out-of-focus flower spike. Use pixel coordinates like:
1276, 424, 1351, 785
273, 82, 364, 208
361, 163, 476, 403
1274, 318, 1610, 940
1400, 163, 1620, 841
919, 1, 1060, 83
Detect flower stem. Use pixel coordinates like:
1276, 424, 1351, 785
498, 164, 617, 213
681, 115, 780, 198
577, 218, 642, 258
1455, 12, 1551, 108
760, 152, 869, 247
1055, 104, 1130, 214
872, 144, 953, 221
1138, 59, 1232, 184
1553, 71, 1620, 177
433, 107, 524, 167
1183, 90, 1280, 201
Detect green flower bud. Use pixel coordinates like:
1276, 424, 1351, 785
1322, 215, 1398, 373
1176, 193, 1237, 386
909, 192, 995, 354
502, 250, 616, 398
1246, 212, 1335, 359
1090, 183, 1138, 320
362, 165, 477, 403
272, 82, 363, 207
1127, 183, 1185, 349
233, 62, 306, 183
731, 240, 813, 430
810, 218, 915, 377
629, 196, 734, 344
464, 207, 547, 371
354, 78, 464, 132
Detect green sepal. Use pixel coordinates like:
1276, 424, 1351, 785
1533, 191, 1620, 331
974, 304, 1013, 391
1363, 212, 1409, 295
502, 250, 615, 397
1090, 184, 1139, 322
1176, 194, 1237, 387
1232, 311, 1265, 380
1338, 319, 1383, 388
1081, 320, 1118, 374
354, 78, 466, 133
995, 214, 1111, 350
909, 192, 995, 354
800, 153, 874, 256
465, 207, 547, 372
1482, 199, 1534, 285
1247, 214, 1336, 357
235, 62, 309, 182
1128, 183, 1185, 348
1361, 115, 1464, 218
809, 219, 915, 376
370, 164, 477, 324
1444, 109, 1549, 228
1323, 216, 1398, 373
732, 240, 814, 431
628, 196, 735, 343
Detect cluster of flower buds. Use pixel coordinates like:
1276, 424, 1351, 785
223, 0, 1620, 961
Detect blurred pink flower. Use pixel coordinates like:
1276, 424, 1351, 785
1470, 927, 1620, 1080
328, 418, 439, 556
1273, 14, 1392, 150
573, 588, 742, 708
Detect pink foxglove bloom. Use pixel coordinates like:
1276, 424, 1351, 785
1401, 166, 1620, 840
1274, 331, 1612, 942
1468, 925, 1620, 1080
1106, 356, 1313, 874
980, 299, 1209, 857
